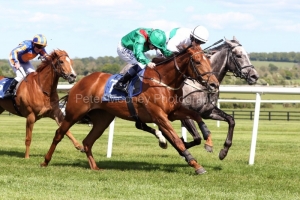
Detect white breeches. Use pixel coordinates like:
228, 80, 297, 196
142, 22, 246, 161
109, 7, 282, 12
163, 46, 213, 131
117, 42, 146, 69
10, 62, 35, 82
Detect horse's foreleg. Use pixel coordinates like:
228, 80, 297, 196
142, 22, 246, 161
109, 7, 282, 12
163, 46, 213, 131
41, 119, 77, 167
218, 113, 235, 160
25, 114, 35, 158
154, 110, 206, 174
207, 107, 235, 160
135, 122, 167, 149
82, 110, 115, 170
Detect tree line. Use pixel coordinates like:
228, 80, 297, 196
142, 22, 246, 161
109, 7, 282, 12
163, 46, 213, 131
250, 52, 300, 63
0, 52, 299, 86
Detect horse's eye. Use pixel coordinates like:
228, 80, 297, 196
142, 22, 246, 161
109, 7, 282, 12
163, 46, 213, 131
235, 54, 242, 58
59, 60, 64, 64
193, 59, 201, 65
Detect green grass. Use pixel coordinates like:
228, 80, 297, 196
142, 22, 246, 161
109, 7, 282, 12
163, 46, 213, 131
0, 114, 299, 199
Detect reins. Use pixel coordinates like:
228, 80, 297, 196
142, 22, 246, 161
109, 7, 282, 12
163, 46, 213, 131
140, 45, 214, 91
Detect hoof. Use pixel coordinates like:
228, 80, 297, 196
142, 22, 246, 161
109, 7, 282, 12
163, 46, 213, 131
204, 144, 213, 153
80, 149, 86, 153
92, 167, 104, 171
159, 141, 168, 149
40, 162, 48, 167
195, 167, 207, 174
75, 145, 84, 151
219, 149, 228, 160
156, 131, 168, 149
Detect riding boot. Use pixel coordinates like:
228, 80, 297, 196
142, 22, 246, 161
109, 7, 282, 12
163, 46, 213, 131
3, 79, 19, 99
114, 64, 140, 92
113, 72, 134, 92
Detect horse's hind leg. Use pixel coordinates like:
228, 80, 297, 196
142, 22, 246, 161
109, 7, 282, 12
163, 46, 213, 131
83, 109, 115, 170
136, 122, 168, 149
180, 119, 214, 152
196, 121, 213, 152
181, 119, 202, 149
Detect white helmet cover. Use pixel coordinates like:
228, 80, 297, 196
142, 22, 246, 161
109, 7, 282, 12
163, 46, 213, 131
191, 26, 209, 43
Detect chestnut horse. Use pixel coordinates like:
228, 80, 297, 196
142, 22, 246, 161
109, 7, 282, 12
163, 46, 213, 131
41, 45, 219, 174
0, 50, 81, 158
122, 37, 259, 160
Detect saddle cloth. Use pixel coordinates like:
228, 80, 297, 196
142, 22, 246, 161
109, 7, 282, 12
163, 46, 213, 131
0, 77, 23, 99
102, 69, 145, 102
0, 78, 15, 98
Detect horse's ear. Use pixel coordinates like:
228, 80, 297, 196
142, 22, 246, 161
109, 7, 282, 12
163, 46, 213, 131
225, 37, 235, 47
233, 36, 239, 43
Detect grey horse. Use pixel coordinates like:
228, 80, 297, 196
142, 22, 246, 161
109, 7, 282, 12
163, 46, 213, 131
120, 36, 259, 160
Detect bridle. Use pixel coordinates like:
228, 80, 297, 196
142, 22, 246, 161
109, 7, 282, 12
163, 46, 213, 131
38, 53, 72, 96
144, 45, 214, 90
51, 54, 72, 80
226, 44, 254, 82
173, 50, 215, 92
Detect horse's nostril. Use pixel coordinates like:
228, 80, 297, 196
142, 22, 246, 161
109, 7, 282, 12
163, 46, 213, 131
252, 75, 259, 80
70, 74, 77, 79
209, 83, 218, 90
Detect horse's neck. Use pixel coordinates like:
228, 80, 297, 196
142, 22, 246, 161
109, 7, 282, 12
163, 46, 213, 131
154, 56, 189, 88
210, 49, 229, 83
36, 65, 59, 96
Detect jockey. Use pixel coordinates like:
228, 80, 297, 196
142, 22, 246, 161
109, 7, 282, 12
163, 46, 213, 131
157, 25, 209, 55
114, 28, 173, 93
4, 34, 48, 98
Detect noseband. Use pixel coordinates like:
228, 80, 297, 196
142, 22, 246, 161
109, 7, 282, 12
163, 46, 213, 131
227, 45, 254, 81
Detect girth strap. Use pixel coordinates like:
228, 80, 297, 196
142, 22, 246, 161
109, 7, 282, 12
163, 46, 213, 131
125, 96, 143, 124
12, 97, 22, 116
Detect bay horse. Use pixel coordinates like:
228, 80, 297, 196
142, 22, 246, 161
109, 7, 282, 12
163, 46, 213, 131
122, 37, 259, 160
40, 45, 219, 174
0, 49, 81, 158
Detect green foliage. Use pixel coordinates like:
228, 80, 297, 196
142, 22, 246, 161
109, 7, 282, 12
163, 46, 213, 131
1, 53, 300, 86
0, 59, 14, 77
250, 52, 300, 62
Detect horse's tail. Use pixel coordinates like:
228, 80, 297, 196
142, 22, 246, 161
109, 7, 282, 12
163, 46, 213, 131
59, 94, 69, 107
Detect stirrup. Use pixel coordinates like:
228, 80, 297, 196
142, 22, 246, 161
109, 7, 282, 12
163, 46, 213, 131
113, 83, 127, 93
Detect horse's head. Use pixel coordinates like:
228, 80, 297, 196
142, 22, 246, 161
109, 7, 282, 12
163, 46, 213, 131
224, 37, 259, 85
46, 50, 77, 84
186, 45, 219, 92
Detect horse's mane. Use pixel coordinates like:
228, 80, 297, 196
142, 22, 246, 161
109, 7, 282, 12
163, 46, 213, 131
152, 44, 194, 65
36, 49, 68, 72
209, 39, 240, 52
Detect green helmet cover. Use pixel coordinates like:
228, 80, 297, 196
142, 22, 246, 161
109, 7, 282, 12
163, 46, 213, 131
149, 29, 167, 50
